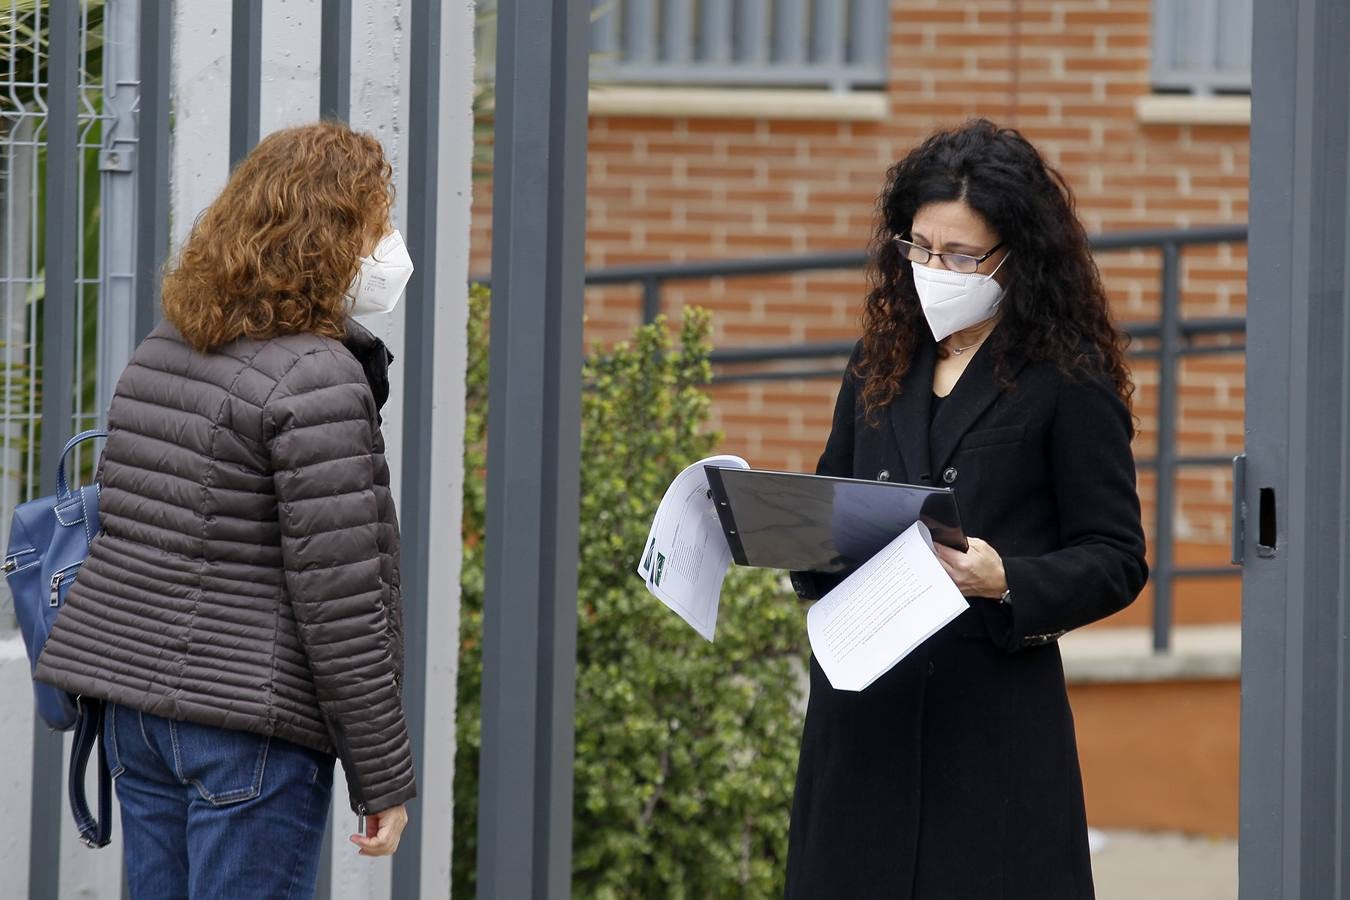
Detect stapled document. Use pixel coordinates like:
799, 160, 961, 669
806, 521, 969, 691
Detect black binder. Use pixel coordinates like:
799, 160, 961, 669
703, 466, 968, 574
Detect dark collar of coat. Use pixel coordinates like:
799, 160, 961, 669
888, 335, 1029, 481
343, 317, 395, 414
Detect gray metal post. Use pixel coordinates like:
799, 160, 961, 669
315, 7, 353, 895
734, 0, 768, 64
628, 0, 654, 64
1241, 1, 1350, 897
1151, 242, 1180, 651
661, 0, 691, 64
697, 0, 731, 64
773, 0, 805, 64
388, 0, 441, 896
317, 6, 351, 896
98, 0, 142, 424
135, 0, 170, 343
641, 276, 662, 324
32, 3, 81, 898
319, 0, 351, 122
229, 0, 262, 167
478, 0, 589, 895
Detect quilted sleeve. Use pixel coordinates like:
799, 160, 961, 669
263, 347, 416, 814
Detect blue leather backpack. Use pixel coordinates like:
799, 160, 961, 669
7, 429, 110, 847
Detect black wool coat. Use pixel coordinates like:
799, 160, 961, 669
784, 337, 1148, 900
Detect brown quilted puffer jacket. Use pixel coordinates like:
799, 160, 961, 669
36, 318, 415, 815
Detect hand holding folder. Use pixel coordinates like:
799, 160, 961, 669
638, 456, 971, 689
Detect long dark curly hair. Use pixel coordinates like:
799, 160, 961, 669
857, 119, 1134, 429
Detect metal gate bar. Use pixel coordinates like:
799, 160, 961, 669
478, 0, 590, 895
390, 0, 442, 894
134, 0, 170, 344
31, 2, 80, 898
1241, 1, 1350, 895
314, 1, 353, 894
319, 0, 351, 123
229, 0, 261, 167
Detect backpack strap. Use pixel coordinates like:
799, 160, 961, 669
67, 699, 112, 848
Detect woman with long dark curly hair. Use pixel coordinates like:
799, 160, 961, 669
785, 119, 1148, 899
37, 122, 416, 896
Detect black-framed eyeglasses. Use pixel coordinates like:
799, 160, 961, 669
892, 235, 1004, 275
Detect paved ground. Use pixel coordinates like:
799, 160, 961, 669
1091, 830, 1237, 900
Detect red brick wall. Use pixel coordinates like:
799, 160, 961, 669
1071, 678, 1240, 835
470, 1, 1248, 625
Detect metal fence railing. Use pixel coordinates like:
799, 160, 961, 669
1152, 0, 1253, 94
588, 0, 889, 91
1, 1, 159, 895
7, 0, 447, 895
2, 3, 131, 896
0, 0, 110, 628
573, 224, 1250, 653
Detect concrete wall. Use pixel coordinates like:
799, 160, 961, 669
0, 0, 473, 896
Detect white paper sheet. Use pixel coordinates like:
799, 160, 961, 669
807, 521, 969, 691
638, 454, 749, 640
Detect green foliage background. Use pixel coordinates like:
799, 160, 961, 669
454, 287, 807, 897
1, 0, 108, 495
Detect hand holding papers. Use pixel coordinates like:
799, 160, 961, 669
807, 521, 969, 692
637, 455, 749, 640
639, 459, 969, 689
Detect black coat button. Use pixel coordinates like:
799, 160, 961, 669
877, 469, 890, 482
942, 467, 958, 484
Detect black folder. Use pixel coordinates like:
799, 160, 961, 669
703, 466, 968, 574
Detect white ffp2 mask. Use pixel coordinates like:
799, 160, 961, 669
347, 230, 414, 317
911, 254, 1010, 343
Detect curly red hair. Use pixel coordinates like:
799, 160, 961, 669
162, 121, 393, 352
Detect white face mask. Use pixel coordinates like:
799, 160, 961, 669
347, 230, 414, 316
911, 253, 1011, 343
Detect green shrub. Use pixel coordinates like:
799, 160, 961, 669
454, 287, 807, 898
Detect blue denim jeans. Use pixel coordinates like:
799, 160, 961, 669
105, 703, 335, 900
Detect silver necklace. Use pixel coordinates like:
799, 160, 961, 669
949, 336, 986, 355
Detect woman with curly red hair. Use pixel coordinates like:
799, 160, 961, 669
37, 121, 415, 897
786, 120, 1148, 899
